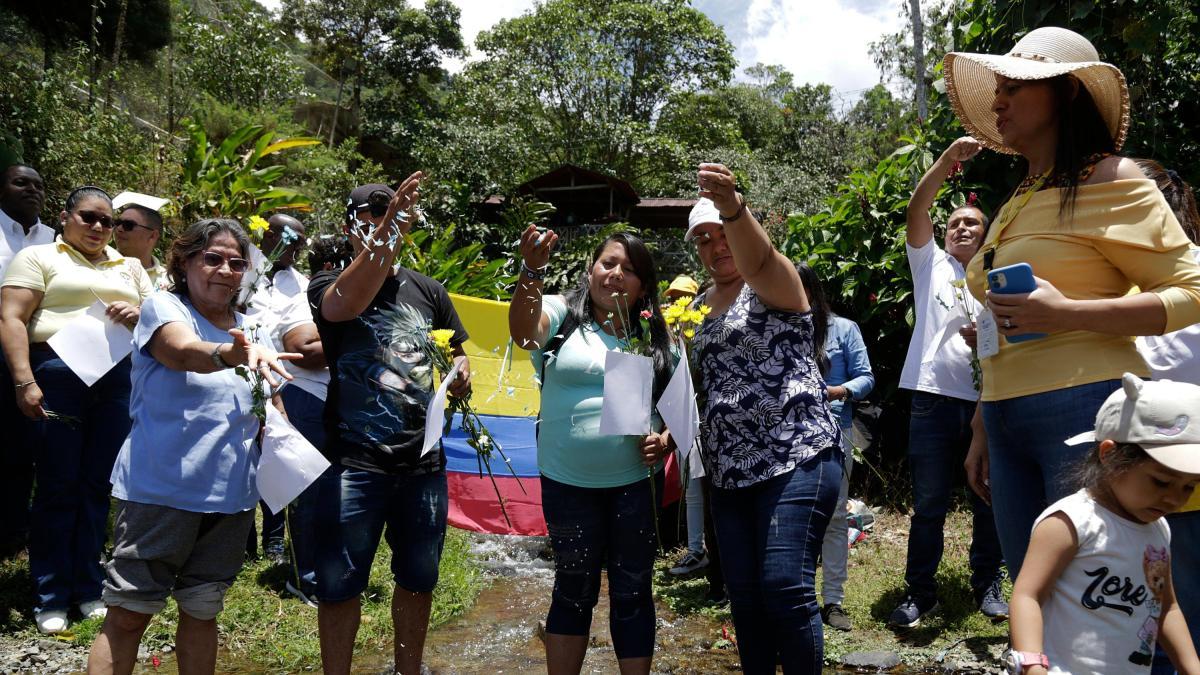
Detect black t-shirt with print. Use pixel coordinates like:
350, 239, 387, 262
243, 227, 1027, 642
309, 267, 468, 476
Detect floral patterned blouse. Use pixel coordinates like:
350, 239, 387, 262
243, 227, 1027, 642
694, 283, 842, 489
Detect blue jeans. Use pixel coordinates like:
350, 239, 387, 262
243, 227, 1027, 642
314, 465, 448, 602
28, 351, 131, 612
710, 446, 841, 674
280, 386, 326, 597
1151, 510, 1200, 675
983, 379, 1121, 579
905, 392, 1004, 599
540, 473, 660, 660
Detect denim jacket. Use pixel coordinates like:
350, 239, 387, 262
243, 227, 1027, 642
824, 316, 874, 429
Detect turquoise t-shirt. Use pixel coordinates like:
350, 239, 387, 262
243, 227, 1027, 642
531, 296, 660, 488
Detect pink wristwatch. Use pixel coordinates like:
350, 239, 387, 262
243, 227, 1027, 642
1005, 650, 1049, 673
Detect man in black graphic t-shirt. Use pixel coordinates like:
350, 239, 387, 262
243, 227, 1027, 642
308, 177, 470, 675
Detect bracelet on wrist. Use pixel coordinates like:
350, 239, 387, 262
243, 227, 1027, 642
719, 198, 747, 223
521, 261, 548, 281
14, 379, 36, 389
210, 343, 233, 370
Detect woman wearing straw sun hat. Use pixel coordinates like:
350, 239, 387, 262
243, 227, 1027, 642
944, 26, 1200, 580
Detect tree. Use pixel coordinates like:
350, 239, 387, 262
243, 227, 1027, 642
0, 0, 170, 70
280, 0, 464, 135
433, 0, 735, 191
173, 5, 307, 113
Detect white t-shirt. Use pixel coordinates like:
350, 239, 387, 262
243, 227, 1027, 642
244, 265, 329, 401
0, 208, 54, 305
1137, 247, 1200, 385
1036, 489, 1171, 675
899, 241, 981, 401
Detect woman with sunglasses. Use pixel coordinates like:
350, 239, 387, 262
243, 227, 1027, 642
0, 185, 153, 634
88, 218, 298, 674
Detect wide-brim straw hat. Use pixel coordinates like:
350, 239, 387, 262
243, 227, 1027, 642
943, 26, 1129, 155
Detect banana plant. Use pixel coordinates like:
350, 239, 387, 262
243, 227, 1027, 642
175, 120, 320, 224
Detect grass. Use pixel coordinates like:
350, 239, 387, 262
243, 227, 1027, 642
653, 508, 1012, 670
0, 525, 485, 671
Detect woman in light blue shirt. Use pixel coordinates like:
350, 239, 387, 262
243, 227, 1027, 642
88, 219, 298, 674
509, 229, 674, 675
797, 263, 874, 632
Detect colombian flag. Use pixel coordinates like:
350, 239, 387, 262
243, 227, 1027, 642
444, 294, 683, 536
444, 294, 546, 536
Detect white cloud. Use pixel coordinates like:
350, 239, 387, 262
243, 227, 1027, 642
733, 0, 906, 105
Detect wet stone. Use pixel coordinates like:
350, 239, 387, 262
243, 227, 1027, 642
841, 650, 902, 670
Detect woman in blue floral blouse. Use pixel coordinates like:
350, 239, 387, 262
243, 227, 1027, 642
689, 164, 843, 674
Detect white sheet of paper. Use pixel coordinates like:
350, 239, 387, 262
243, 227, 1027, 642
599, 351, 653, 435
656, 346, 699, 458
46, 301, 133, 386
257, 404, 331, 515
422, 367, 458, 457
977, 309, 1000, 360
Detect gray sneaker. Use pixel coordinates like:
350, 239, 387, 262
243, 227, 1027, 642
668, 550, 709, 575
887, 595, 939, 628
976, 578, 1009, 621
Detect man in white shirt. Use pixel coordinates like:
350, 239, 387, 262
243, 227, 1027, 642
0, 164, 53, 556
244, 214, 329, 605
889, 137, 1007, 628
112, 192, 169, 290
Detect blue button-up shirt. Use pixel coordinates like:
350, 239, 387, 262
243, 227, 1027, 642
824, 315, 874, 429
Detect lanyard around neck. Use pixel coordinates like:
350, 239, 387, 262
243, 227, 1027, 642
981, 171, 1050, 272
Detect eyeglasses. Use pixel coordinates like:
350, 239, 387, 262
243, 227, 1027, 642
115, 218, 154, 232
75, 210, 114, 229
199, 251, 250, 274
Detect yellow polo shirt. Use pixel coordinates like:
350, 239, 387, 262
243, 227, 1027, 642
2, 237, 152, 343
967, 179, 1200, 402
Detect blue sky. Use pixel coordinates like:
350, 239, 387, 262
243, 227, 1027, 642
258, 0, 909, 106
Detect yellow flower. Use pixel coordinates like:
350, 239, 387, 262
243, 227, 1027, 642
248, 215, 269, 234
683, 328, 695, 340
699, 304, 712, 315
430, 329, 455, 353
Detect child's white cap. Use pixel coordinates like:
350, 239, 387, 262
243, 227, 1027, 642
1065, 372, 1200, 474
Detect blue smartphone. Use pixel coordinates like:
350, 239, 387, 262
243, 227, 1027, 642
986, 262, 1047, 342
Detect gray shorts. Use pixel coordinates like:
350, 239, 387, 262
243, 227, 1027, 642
102, 500, 254, 620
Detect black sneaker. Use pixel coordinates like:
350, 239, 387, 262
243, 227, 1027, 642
887, 594, 939, 628
668, 550, 709, 575
976, 578, 1009, 621
821, 603, 852, 632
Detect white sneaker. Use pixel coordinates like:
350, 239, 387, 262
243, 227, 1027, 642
78, 600, 108, 620
36, 610, 69, 634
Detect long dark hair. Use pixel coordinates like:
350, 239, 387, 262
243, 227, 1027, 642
1135, 159, 1200, 244
1050, 75, 1116, 215
168, 218, 251, 306
795, 262, 831, 376
565, 232, 673, 400
1074, 442, 1150, 494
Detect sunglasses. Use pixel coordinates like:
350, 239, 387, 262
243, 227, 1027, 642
75, 210, 114, 229
115, 218, 154, 232
199, 251, 250, 274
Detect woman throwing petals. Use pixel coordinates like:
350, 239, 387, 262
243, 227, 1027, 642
689, 164, 842, 673
509, 226, 674, 675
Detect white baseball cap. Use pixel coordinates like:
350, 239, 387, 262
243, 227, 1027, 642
1065, 372, 1200, 474
685, 198, 722, 242
112, 191, 169, 213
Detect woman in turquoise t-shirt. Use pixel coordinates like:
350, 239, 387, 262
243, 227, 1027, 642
510, 230, 674, 675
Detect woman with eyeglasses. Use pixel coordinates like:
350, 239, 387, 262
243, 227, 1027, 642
0, 186, 153, 634
88, 218, 298, 674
